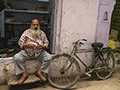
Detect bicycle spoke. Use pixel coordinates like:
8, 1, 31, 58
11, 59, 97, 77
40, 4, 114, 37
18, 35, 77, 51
95, 51, 115, 79
48, 54, 80, 89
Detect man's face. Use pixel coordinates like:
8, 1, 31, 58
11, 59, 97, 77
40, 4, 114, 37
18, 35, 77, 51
31, 20, 39, 30
31, 19, 40, 39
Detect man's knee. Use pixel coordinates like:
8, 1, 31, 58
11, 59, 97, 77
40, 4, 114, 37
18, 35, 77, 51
45, 51, 52, 60
13, 54, 18, 62
48, 54, 52, 60
46, 54, 52, 63
13, 53, 21, 62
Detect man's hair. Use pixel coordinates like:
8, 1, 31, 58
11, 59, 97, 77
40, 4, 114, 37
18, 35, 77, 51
31, 19, 39, 24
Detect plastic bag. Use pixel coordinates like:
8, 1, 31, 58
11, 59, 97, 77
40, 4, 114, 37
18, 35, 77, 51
108, 39, 115, 52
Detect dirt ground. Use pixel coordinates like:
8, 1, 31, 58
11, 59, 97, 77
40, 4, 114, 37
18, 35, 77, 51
0, 64, 120, 90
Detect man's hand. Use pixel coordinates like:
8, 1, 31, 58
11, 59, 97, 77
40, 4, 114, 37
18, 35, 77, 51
36, 45, 46, 49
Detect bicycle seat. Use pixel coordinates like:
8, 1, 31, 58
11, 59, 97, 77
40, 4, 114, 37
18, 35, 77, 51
91, 42, 103, 48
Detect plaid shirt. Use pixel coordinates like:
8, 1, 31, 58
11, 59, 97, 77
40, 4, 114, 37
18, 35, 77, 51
18, 29, 49, 57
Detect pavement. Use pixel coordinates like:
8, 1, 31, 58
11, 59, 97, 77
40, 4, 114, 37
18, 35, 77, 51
0, 64, 120, 90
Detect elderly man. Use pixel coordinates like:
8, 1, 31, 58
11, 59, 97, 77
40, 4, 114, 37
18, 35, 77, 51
13, 19, 51, 84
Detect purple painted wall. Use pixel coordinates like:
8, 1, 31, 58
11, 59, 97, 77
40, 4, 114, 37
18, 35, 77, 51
95, 0, 116, 47
53, 0, 116, 75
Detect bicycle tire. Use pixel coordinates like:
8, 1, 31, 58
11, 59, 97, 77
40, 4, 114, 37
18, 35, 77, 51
95, 51, 115, 80
47, 54, 81, 89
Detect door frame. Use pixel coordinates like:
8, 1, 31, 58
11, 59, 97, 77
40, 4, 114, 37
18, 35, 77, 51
50, 0, 63, 54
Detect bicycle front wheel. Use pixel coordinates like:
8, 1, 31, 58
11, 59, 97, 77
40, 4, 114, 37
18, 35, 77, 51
95, 51, 115, 80
48, 54, 80, 89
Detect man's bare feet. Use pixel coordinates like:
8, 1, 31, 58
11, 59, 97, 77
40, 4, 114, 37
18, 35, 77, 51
36, 70, 46, 82
18, 72, 28, 84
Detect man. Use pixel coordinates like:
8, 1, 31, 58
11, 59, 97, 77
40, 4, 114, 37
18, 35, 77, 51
13, 19, 51, 84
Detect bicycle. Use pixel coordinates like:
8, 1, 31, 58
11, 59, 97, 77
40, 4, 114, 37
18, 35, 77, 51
47, 39, 115, 89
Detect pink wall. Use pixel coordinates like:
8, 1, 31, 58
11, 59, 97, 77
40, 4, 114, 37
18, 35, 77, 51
54, 0, 116, 74
59, 0, 99, 53
54, 0, 116, 53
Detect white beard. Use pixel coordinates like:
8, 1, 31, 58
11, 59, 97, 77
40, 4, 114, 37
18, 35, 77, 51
31, 26, 40, 39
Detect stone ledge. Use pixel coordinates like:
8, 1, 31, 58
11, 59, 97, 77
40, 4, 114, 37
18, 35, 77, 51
0, 58, 42, 84
7, 74, 41, 87
0, 53, 119, 85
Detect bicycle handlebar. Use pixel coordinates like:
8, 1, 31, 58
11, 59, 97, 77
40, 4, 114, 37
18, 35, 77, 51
75, 39, 87, 44
82, 39, 87, 41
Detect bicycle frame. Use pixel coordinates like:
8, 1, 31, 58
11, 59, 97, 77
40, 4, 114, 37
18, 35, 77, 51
92, 47, 112, 68
47, 39, 115, 89
63, 40, 91, 72
63, 39, 112, 72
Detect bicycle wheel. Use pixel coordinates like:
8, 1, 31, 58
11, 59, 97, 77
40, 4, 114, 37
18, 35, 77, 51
47, 54, 80, 89
95, 51, 115, 80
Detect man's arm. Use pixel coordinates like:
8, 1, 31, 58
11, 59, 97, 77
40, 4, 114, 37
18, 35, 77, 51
36, 31, 49, 50
23, 43, 36, 49
23, 43, 45, 49
18, 30, 36, 49
36, 44, 46, 49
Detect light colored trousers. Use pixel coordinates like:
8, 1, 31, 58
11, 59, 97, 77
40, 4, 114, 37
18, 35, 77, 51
13, 50, 52, 75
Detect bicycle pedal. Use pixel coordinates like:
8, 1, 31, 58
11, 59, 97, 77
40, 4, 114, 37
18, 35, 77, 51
85, 70, 92, 77
85, 73, 91, 77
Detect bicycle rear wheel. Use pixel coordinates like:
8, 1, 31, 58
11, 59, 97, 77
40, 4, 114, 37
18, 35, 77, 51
48, 54, 80, 89
95, 51, 115, 79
